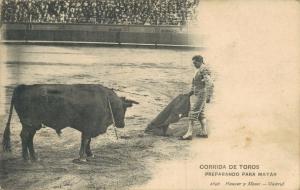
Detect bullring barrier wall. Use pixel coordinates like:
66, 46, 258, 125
1, 23, 201, 46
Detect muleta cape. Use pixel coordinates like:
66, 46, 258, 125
145, 93, 191, 136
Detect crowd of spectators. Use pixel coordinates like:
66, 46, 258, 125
1, 0, 199, 25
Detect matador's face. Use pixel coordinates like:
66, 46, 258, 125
193, 60, 202, 69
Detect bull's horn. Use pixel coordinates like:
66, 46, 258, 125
126, 99, 139, 104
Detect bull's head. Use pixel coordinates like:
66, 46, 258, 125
113, 97, 139, 128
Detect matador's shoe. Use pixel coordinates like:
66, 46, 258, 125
179, 135, 193, 140
179, 121, 194, 140
196, 133, 208, 138
178, 135, 193, 140
197, 119, 208, 138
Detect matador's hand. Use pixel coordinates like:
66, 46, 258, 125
188, 91, 194, 96
206, 98, 211, 103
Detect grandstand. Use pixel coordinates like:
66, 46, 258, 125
1, 0, 199, 25
0, 0, 201, 47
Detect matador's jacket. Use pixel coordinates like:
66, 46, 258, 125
189, 64, 214, 121
191, 63, 214, 98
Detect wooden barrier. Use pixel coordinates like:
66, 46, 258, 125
1, 23, 201, 46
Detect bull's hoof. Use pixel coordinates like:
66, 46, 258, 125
72, 158, 87, 164
22, 155, 30, 162
30, 156, 39, 162
87, 155, 98, 162
22, 158, 30, 163
87, 154, 95, 158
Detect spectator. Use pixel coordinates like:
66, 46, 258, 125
1, 0, 199, 25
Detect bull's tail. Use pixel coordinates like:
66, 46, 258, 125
2, 91, 15, 152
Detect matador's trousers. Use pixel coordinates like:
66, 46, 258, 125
188, 90, 207, 122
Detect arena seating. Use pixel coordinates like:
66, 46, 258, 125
1, 0, 199, 25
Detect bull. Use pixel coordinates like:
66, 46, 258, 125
2, 84, 138, 161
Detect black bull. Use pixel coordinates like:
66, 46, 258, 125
2, 84, 138, 161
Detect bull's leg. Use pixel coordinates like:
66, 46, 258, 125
27, 130, 37, 161
77, 133, 89, 161
162, 124, 169, 137
20, 128, 30, 161
85, 139, 93, 158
